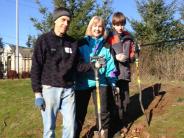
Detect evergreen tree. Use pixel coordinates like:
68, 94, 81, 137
0, 37, 3, 49
26, 35, 32, 48
26, 35, 37, 48
30, 0, 54, 34
95, 0, 113, 26
30, 0, 113, 40
179, 3, 184, 20
0, 37, 4, 77
130, 0, 178, 44
177, 2, 184, 40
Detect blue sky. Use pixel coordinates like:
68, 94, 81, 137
0, 0, 179, 46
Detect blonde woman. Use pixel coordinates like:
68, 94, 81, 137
75, 16, 118, 138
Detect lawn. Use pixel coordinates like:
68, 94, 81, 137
0, 79, 43, 138
0, 79, 95, 138
0, 79, 184, 138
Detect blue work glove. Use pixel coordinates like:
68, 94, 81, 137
35, 93, 45, 111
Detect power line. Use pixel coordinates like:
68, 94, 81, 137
141, 38, 184, 47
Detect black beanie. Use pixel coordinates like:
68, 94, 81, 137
53, 7, 71, 21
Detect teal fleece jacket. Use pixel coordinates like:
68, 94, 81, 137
75, 36, 118, 90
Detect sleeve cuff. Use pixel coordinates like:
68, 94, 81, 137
35, 92, 43, 98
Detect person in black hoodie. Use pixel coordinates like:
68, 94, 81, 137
31, 7, 92, 138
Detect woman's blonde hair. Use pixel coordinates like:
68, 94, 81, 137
85, 16, 105, 37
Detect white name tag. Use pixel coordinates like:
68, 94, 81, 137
65, 47, 72, 53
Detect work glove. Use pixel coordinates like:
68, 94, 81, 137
35, 92, 45, 111
116, 53, 128, 62
95, 60, 104, 68
112, 85, 120, 96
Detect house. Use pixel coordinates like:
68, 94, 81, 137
1, 44, 33, 75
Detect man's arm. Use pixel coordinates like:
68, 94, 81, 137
31, 36, 44, 93
30, 36, 46, 111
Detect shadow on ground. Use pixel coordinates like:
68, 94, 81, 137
82, 83, 166, 138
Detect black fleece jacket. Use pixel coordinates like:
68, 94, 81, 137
31, 31, 91, 93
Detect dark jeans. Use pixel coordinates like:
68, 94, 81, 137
108, 80, 130, 135
117, 80, 130, 113
75, 86, 110, 138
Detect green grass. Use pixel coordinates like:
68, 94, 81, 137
0, 79, 42, 138
148, 105, 184, 138
0, 79, 95, 138
0, 79, 184, 138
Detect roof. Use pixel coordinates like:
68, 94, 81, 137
9, 45, 33, 58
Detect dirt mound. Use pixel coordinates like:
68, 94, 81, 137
121, 83, 184, 138
80, 82, 184, 138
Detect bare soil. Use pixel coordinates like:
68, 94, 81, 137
113, 83, 184, 138
79, 82, 184, 138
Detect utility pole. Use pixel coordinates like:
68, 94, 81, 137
16, 0, 19, 77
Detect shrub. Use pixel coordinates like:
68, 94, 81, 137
21, 71, 30, 79
138, 45, 184, 81
7, 70, 18, 79
0, 70, 3, 79
0, 61, 3, 79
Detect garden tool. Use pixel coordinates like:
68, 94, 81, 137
91, 56, 107, 138
112, 86, 123, 120
135, 44, 149, 126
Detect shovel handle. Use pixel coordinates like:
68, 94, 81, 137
95, 69, 102, 131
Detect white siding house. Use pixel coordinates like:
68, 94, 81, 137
1, 44, 33, 75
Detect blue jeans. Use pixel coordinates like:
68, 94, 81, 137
41, 85, 76, 138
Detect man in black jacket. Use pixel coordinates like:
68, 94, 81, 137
31, 7, 91, 138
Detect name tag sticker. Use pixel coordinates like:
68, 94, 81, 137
65, 47, 72, 53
